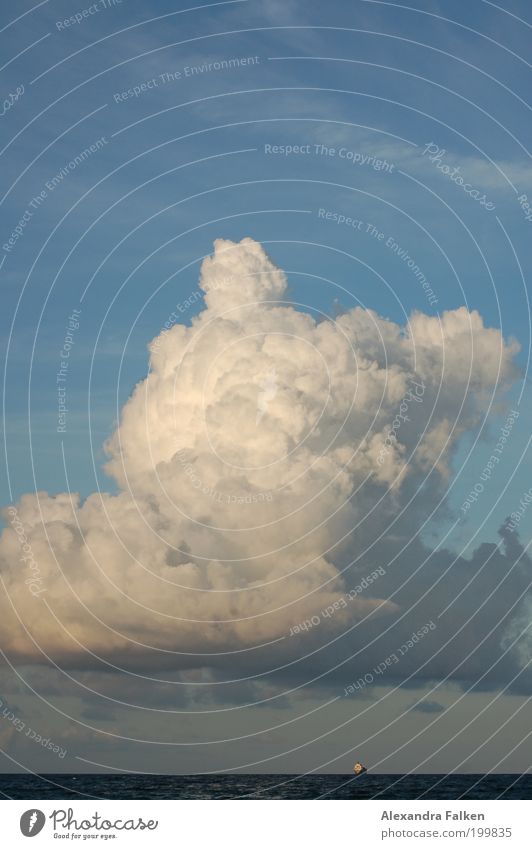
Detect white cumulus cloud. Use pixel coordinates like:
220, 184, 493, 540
0, 238, 520, 674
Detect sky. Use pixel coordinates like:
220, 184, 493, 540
0, 0, 531, 777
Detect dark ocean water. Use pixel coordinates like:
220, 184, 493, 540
0, 773, 530, 800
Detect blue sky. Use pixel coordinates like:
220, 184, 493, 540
1, 0, 532, 775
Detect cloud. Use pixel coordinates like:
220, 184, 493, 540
409, 700, 445, 714
0, 238, 526, 697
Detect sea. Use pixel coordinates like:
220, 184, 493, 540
0, 773, 530, 800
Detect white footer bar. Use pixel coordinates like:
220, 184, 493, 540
3, 799, 529, 848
